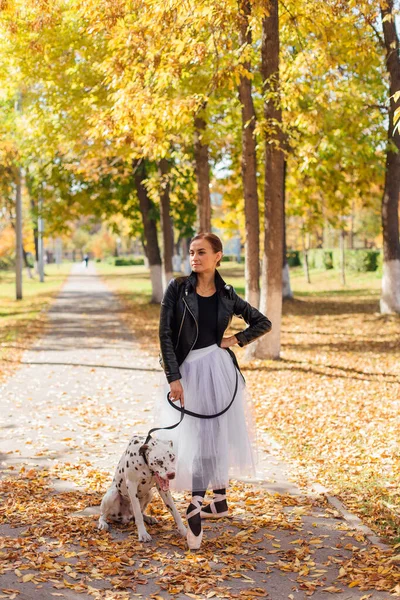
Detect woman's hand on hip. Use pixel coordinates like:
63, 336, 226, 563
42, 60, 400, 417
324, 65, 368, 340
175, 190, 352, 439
220, 335, 238, 349
169, 380, 184, 407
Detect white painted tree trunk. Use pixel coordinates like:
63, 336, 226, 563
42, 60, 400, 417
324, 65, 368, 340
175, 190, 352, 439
246, 0, 283, 361
162, 270, 174, 291
246, 286, 260, 309
150, 264, 163, 303
38, 201, 45, 283
183, 256, 191, 275
245, 274, 282, 360
172, 254, 181, 272
380, 259, 400, 313
15, 170, 23, 300
282, 263, 292, 299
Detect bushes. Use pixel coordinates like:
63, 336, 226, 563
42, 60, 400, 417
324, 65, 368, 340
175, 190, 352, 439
114, 257, 145, 266
221, 255, 244, 263
286, 250, 301, 267
297, 249, 380, 272
0, 257, 13, 270
305, 249, 334, 270
345, 250, 380, 272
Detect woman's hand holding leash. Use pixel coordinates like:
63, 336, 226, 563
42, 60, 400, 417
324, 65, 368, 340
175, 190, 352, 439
220, 335, 238, 349
169, 339, 237, 406
170, 380, 185, 407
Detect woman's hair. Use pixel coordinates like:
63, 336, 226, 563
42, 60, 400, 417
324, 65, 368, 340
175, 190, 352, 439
190, 232, 223, 267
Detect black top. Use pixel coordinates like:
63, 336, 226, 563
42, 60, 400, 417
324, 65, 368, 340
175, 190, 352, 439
193, 292, 218, 349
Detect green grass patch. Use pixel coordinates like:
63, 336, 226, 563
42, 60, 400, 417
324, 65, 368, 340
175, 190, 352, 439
95, 261, 382, 301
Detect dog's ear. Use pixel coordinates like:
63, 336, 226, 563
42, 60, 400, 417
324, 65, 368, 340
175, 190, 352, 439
139, 444, 149, 457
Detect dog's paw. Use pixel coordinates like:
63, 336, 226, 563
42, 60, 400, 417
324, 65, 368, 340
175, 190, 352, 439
143, 514, 158, 525
178, 525, 187, 537
138, 530, 152, 542
98, 519, 109, 531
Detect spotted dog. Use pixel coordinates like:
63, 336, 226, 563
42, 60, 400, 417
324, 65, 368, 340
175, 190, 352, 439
98, 435, 187, 542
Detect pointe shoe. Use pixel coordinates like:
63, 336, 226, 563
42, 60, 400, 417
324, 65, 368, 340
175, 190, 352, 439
200, 493, 229, 519
186, 495, 203, 550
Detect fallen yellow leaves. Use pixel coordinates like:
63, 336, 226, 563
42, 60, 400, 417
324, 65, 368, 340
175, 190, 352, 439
241, 300, 400, 546
7, 462, 393, 597
0, 591, 21, 600
2, 271, 399, 598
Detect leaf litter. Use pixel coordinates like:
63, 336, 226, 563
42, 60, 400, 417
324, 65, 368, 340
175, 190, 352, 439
1, 278, 399, 597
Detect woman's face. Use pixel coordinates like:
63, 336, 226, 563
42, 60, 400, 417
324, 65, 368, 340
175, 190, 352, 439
189, 239, 222, 273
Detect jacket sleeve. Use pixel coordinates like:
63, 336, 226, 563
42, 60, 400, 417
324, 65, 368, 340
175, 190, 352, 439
159, 279, 182, 383
231, 289, 272, 347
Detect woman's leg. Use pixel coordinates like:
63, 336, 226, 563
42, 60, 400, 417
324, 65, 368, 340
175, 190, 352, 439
201, 487, 228, 515
186, 490, 206, 536
186, 458, 212, 535
187, 457, 211, 537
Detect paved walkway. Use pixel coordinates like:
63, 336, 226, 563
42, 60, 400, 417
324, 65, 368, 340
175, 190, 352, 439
0, 265, 391, 599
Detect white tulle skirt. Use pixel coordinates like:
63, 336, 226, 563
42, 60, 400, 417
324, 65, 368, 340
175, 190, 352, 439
154, 344, 257, 491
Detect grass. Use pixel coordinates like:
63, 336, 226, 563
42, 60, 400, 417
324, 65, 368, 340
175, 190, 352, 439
97, 261, 400, 544
0, 263, 72, 381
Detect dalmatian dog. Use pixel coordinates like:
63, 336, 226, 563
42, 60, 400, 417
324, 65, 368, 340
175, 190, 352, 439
98, 435, 187, 542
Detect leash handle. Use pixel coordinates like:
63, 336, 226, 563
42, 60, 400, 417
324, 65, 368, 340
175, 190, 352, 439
144, 367, 238, 446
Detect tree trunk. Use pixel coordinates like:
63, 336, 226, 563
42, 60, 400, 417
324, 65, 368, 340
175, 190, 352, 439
22, 246, 33, 278
302, 228, 311, 284
159, 158, 174, 288
180, 237, 191, 274
349, 200, 355, 249
246, 0, 284, 360
238, 0, 260, 308
133, 160, 163, 303
340, 229, 346, 286
38, 196, 44, 282
15, 168, 23, 300
30, 198, 39, 262
282, 160, 292, 299
303, 251, 310, 284
194, 107, 211, 232
380, 0, 400, 313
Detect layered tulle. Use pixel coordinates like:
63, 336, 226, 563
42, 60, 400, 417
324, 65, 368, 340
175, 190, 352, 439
153, 344, 257, 491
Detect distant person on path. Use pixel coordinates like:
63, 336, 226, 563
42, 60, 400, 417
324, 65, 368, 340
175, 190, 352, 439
157, 232, 271, 550
83, 254, 89, 268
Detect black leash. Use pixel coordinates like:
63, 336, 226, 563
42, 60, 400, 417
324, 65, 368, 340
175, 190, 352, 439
142, 367, 239, 451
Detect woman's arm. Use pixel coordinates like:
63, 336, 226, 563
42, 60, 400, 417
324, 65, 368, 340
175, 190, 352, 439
159, 279, 182, 383
231, 289, 272, 346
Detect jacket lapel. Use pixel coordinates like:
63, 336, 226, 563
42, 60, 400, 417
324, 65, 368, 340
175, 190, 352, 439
215, 270, 235, 341
184, 272, 199, 322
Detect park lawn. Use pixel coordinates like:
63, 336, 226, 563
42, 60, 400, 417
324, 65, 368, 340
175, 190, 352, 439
0, 263, 72, 382
98, 261, 400, 544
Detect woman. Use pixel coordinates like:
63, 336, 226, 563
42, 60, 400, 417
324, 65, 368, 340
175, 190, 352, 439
158, 232, 271, 549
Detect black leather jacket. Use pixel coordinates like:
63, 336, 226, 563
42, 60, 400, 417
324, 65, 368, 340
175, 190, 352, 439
159, 269, 272, 383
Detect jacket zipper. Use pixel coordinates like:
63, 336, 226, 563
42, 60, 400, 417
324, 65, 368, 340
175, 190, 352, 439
183, 297, 199, 350
174, 304, 187, 350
